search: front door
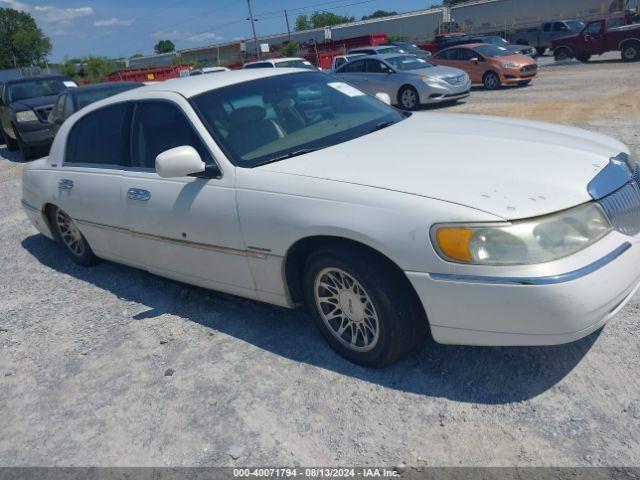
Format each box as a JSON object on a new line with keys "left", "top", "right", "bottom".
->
{"left": 363, "top": 59, "right": 396, "bottom": 98}
{"left": 121, "top": 99, "right": 256, "bottom": 297}
{"left": 584, "top": 21, "right": 607, "bottom": 55}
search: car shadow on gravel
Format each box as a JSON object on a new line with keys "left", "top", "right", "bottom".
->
{"left": 0, "top": 145, "right": 24, "bottom": 163}
{"left": 22, "top": 233, "right": 600, "bottom": 405}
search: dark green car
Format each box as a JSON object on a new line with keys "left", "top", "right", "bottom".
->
{"left": 0, "top": 75, "right": 76, "bottom": 160}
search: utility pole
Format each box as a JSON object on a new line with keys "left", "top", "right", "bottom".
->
{"left": 247, "top": 0, "right": 260, "bottom": 58}
{"left": 284, "top": 9, "right": 292, "bottom": 42}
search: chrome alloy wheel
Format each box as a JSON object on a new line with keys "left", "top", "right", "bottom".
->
{"left": 56, "top": 209, "right": 86, "bottom": 257}
{"left": 400, "top": 88, "right": 418, "bottom": 110}
{"left": 623, "top": 45, "right": 638, "bottom": 61}
{"left": 314, "top": 267, "right": 380, "bottom": 352}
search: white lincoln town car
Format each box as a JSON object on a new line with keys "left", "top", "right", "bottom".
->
{"left": 21, "top": 69, "right": 640, "bottom": 366}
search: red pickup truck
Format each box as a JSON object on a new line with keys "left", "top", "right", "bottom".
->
{"left": 551, "top": 17, "right": 640, "bottom": 62}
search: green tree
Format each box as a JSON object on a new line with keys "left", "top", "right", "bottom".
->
{"left": 0, "top": 7, "right": 52, "bottom": 68}
{"left": 85, "top": 56, "right": 116, "bottom": 82}
{"left": 154, "top": 39, "right": 176, "bottom": 54}
{"left": 61, "top": 57, "right": 77, "bottom": 77}
{"left": 361, "top": 10, "right": 398, "bottom": 20}
{"left": 309, "top": 11, "right": 354, "bottom": 28}
{"left": 280, "top": 40, "right": 299, "bottom": 57}
{"left": 295, "top": 15, "right": 311, "bottom": 31}
{"left": 295, "top": 11, "right": 354, "bottom": 31}
{"left": 131, "top": 53, "right": 144, "bottom": 58}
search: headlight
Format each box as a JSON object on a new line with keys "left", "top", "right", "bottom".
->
{"left": 16, "top": 110, "right": 38, "bottom": 123}
{"left": 501, "top": 62, "right": 518, "bottom": 68}
{"left": 432, "top": 203, "right": 612, "bottom": 265}
{"left": 419, "top": 75, "right": 445, "bottom": 87}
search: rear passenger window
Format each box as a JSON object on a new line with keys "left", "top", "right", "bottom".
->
{"left": 65, "top": 103, "right": 131, "bottom": 166}
{"left": 340, "top": 59, "right": 365, "bottom": 73}
{"left": 131, "top": 102, "right": 211, "bottom": 169}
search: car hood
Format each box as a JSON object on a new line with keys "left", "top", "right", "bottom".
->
{"left": 411, "top": 65, "right": 466, "bottom": 79}
{"left": 10, "top": 95, "right": 58, "bottom": 111}
{"left": 260, "top": 113, "right": 627, "bottom": 220}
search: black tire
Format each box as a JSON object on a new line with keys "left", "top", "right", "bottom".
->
{"left": 14, "top": 126, "right": 37, "bottom": 161}
{"left": 50, "top": 206, "right": 99, "bottom": 266}
{"left": 554, "top": 48, "right": 571, "bottom": 62}
{"left": 303, "top": 246, "right": 423, "bottom": 367}
{"left": 576, "top": 55, "right": 591, "bottom": 63}
{"left": 397, "top": 85, "right": 420, "bottom": 111}
{"left": 621, "top": 42, "right": 640, "bottom": 62}
{"left": 4, "top": 127, "right": 18, "bottom": 151}
{"left": 482, "top": 71, "right": 501, "bottom": 90}
{"left": 536, "top": 47, "right": 546, "bottom": 56}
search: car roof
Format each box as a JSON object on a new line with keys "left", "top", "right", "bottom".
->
{"left": 438, "top": 43, "right": 484, "bottom": 52}
{"left": 70, "top": 81, "right": 142, "bottom": 93}
{"left": 121, "top": 68, "right": 311, "bottom": 99}
{"left": 5, "top": 75, "right": 71, "bottom": 85}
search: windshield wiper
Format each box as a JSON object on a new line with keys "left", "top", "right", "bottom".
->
{"left": 369, "top": 120, "right": 396, "bottom": 133}
{"left": 259, "top": 148, "right": 320, "bottom": 166}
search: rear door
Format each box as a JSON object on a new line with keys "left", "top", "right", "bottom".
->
{"left": 121, "top": 96, "right": 255, "bottom": 296}
{"left": 55, "top": 102, "right": 133, "bottom": 262}
{"left": 334, "top": 59, "right": 369, "bottom": 91}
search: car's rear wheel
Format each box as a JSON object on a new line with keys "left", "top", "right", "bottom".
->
{"left": 303, "top": 247, "right": 422, "bottom": 367}
{"left": 554, "top": 48, "right": 571, "bottom": 62}
{"left": 621, "top": 42, "right": 640, "bottom": 62}
{"left": 51, "top": 206, "right": 99, "bottom": 266}
{"left": 398, "top": 85, "right": 420, "bottom": 111}
{"left": 536, "top": 47, "right": 546, "bottom": 56}
{"left": 483, "top": 71, "right": 501, "bottom": 90}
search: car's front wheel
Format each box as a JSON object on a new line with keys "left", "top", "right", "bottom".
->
{"left": 397, "top": 85, "right": 420, "bottom": 111}
{"left": 51, "top": 206, "right": 99, "bottom": 266}
{"left": 483, "top": 71, "right": 501, "bottom": 90}
{"left": 4, "top": 127, "right": 19, "bottom": 152}
{"left": 303, "top": 247, "right": 422, "bottom": 367}
{"left": 14, "top": 126, "right": 37, "bottom": 161}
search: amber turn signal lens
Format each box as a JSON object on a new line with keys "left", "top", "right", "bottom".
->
{"left": 436, "top": 227, "right": 475, "bottom": 263}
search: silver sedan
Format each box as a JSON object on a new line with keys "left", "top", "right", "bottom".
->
{"left": 333, "top": 54, "right": 471, "bottom": 110}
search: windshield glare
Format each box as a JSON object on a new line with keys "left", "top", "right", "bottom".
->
{"left": 386, "top": 55, "right": 433, "bottom": 70}
{"left": 191, "top": 72, "right": 405, "bottom": 168}
{"left": 275, "top": 59, "right": 315, "bottom": 69}
{"left": 8, "top": 78, "right": 70, "bottom": 103}
{"left": 567, "top": 20, "right": 585, "bottom": 30}
{"left": 483, "top": 36, "right": 508, "bottom": 45}
{"left": 475, "top": 44, "right": 513, "bottom": 57}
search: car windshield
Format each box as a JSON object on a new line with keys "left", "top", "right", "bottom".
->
{"left": 377, "top": 46, "right": 406, "bottom": 54}
{"left": 566, "top": 20, "right": 585, "bottom": 30}
{"left": 191, "top": 71, "right": 406, "bottom": 168}
{"left": 385, "top": 55, "right": 433, "bottom": 71}
{"left": 75, "top": 84, "right": 141, "bottom": 109}
{"left": 275, "top": 59, "right": 316, "bottom": 69}
{"left": 483, "top": 36, "right": 509, "bottom": 46}
{"left": 474, "top": 44, "right": 513, "bottom": 57}
{"left": 7, "top": 78, "right": 72, "bottom": 103}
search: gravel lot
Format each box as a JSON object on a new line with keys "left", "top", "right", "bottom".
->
{"left": 1, "top": 52, "right": 639, "bottom": 468}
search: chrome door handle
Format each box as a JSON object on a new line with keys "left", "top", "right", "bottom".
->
{"left": 58, "top": 179, "right": 74, "bottom": 190}
{"left": 127, "top": 188, "right": 151, "bottom": 201}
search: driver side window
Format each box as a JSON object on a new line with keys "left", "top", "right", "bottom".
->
{"left": 458, "top": 49, "right": 477, "bottom": 61}
{"left": 340, "top": 59, "right": 365, "bottom": 73}
{"left": 365, "top": 59, "right": 392, "bottom": 73}
{"left": 131, "top": 101, "right": 212, "bottom": 170}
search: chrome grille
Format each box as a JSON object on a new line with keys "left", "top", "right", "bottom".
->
{"left": 35, "top": 106, "right": 53, "bottom": 122}
{"left": 598, "top": 181, "right": 640, "bottom": 236}
{"left": 445, "top": 74, "right": 466, "bottom": 85}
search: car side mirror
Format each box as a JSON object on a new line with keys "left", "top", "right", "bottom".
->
{"left": 375, "top": 92, "right": 392, "bottom": 105}
{"left": 469, "top": 57, "right": 479, "bottom": 63}
{"left": 156, "top": 145, "right": 206, "bottom": 178}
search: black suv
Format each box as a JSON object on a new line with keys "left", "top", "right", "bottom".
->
{"left": 0, "top": 75, "right": 76, "bottom": 160}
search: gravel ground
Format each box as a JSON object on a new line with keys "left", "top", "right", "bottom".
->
{"left": 1, "top": 52, "right": 639, "bottom": 468}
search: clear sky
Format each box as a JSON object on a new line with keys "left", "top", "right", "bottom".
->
{"left": 0, "top": 0, "right": 441, "bottom": 62}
